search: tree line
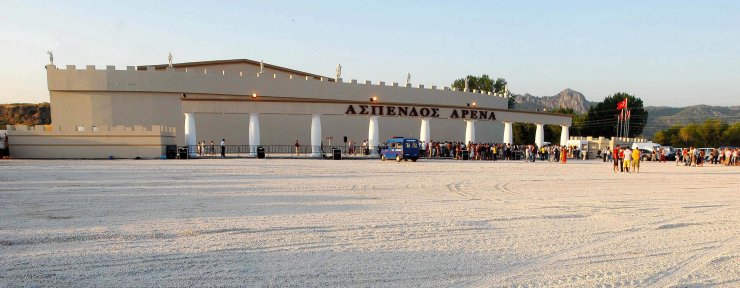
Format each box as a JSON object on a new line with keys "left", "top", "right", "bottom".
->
{"left": 451, "top": 75, "right": 515, "bottom": 109}
{"left": 652, "top": 119, "right": 740, "bottom": 147}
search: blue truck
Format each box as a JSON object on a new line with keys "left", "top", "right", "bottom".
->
{"left": 380, "top": 137, "right": 420, "bottom": 162}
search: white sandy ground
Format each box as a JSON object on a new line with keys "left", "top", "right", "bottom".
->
{"left": 0, "top": 158, "right": 738, "bottom": 287}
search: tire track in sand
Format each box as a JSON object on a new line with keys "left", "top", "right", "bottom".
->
{"left": 646, "top": 234, "right": 739, "bottom": 287}
{"left": 445, "top": 180, "right": 474, "bottom": 199}
{"left": 470, "top": 205, "right": 734, "bottom": 287}
{"left": 446, "top": 180, "right": 511, "bottom": 201}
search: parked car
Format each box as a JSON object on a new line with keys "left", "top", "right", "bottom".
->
{"left": 664, "top": 150, "right": 677, "bottom": 161}
{"left": 639, "top": 149, "right": 654, "bottom": 161}
{"left": 659, "top": 146, "right": 677, "bottom": 161}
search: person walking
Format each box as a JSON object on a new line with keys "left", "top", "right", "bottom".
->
{"left": 676, "top": 149, "right": 683, "bottom": 166}
{"left": 220, "top": 139, "right": 226, "bottom": 158}
{"left": 294, "top": 140, "right": 301, "bottom": 156}
{"left": 613, "top": 145, "right": 620, "bottom": 173}
{"left": 560, "top": 146, "right": 567, "bottom": 164}
{"left": 602, "top": 147, "right": 607, "bottom": 162}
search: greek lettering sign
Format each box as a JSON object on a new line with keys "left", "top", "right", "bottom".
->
{"left": 344, "top": 104, "right": 495, "bottom": 120}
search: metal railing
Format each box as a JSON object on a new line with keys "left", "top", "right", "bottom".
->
{"left": 177, "top": 145, "right": 380, "bottom": 158}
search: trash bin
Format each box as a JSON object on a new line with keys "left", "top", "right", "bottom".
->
{"left": 332, "top": 148, "right": 341, "bottom": 160}
{"left": 179, "top": 147, "right": 189, "bottom": 159}
{"left": 166, "top": 145, "right": 177, "bottom": 159}
{"left": 462, "top": 150, "right": 470, "bottom": 160}
{"left": 256, "top": 146, "right": 266, "bottom": 159}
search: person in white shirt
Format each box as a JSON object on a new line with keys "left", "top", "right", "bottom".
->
{"left": 623, "top": 147, "right": 632, "bottom": 173}
{"left": 220, "top": 139, "right": 226, "bottom": 158}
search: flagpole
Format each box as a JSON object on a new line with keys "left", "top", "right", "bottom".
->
{"left": 627, "top": 109, "right": 632, "bottom": 137}
{"left": 617, "top": 110, "right": 621, "bottom": 138}
{"left": 624, "top": 109, "right": 628, "bottom": 138}
{"left": 626, "top": 109, "right": 630, "bottom": 138}
{"left": 619, "top": 110, "right": 624, "bottom": 138}
{"left": 622, "top": 109, "right": 626, "bottom": 138}
{"left": 619, "top": 109, "right": 623, "bottom": 138}
{"left": 625, "top": 100, "right": 629, "bottom": 138}
{"left": 615, "top": 109, "right": 619, "bottom": 137}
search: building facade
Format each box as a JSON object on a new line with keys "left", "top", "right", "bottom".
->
{"left": 8, "top": 59, "right": 572, "bottom": 158}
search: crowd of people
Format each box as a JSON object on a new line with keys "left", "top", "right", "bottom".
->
{"left": 193, "top": 138, "right": 739, "bottom": 167}
{"left": 598, "top": 145, "right": 739, "bottom": 171}
{"left": 676, "top": 147, "right": 739, "bottom": 167}
{"left": 418, "top": 141, "right": 580, "bottom": 164}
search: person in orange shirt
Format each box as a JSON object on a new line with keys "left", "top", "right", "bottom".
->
{"left": 560, "top": 146, "right": 567, "bottom": 164}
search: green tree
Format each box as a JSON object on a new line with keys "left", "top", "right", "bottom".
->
{"left": 492, "top": 78, "right": 507, "bottom": 94}
{"left": 678, "top": 124, "right": 699, "bottom": 147}
{"left": 512, "top": 123, "right": 562, "bottom": 145}
{"left": 722, "top": 122, "right": 740, "bottom": 146}
{"left": 451, "top": 75, "right": 511, "bottom": 108}
{"left": 579, "top": 92, "right": 648, "bottom": 138}
{"left": 513, "top": 123, "right": 535, "bottom": 145}
{"left": 697, "top": 119, "right": 729, "bottom": 147}
{"left": 452, "top": 74, "right": 495, "bottom": 92}
{"left": 452, "top": 75, "right": 508, "bottom": 93}
{"left": 543, "top": 108, "right": 579, "bottom": 142}
{"left": 652, "top": 125, "right": 681, "bottom": 146}
{"left": 654, "top": 120, "right": 739, "bottom": 147}
{"left": 653, "top": 131, "right": 668, "bottom": 145}
{"left": 507, "top": 94, "right": 516, "bottom": 109}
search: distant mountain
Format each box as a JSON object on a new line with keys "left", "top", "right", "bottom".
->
{"left": 512, "top": 90, "right": 740, "bottom": 139}
{"left": 0, "top": 103, "right": 51, "bottom": 129}
{"left": 642, "top": 105, "right": 740, "bottom": 138}
{"left": 514, "top": 88, "right": 592, "bottom": 113}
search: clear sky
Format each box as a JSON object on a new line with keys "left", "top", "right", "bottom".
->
{"left": 1, "top": 0, "right": 738, "bottom": 106}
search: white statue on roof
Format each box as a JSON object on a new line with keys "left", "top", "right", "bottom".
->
{"left": 259, "top": 60, "right": 264, "bottom": 74}
{"left": 336, "top": 63, "right": 342, "bottom": 79}
{"left": 406, "top": 72, "right": 411, "bottom": 85}
{"left": 47, "top": 51, "right": 53, "bottom": 65}
{"left": 168, "top": 52, "right": 173, "bottom": 67}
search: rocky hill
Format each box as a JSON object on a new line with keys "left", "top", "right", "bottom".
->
{"left": 514, "top": 88, "right": 592, "bottom": 113}
{"left": 0, "top": 103, "right": 51, "bottom": 129}
{"left": 642, "top": 105, "right": 740, "bottom": 137}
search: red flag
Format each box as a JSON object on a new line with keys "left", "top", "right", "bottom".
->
{"left": 616, "top": 99, "right": 628, "bottom": 110}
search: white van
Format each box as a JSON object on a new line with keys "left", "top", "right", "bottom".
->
{"left": 632, "top": 142, "right": 661, "bottom": 151}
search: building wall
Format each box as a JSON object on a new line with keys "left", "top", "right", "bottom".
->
{"left": 236, "top": 114, "right": 502, "bottom": 146}
{"left": 7, "top": 125, "right": 176, "bottom": 159}
{"left": 51, "top": 91, "right": 186, "bottom": 143}
{"left": 44, "top": 63, "right": 569, "bottom": 152}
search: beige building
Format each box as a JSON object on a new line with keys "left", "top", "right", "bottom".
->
{"left": 8, "top": 59, "right": 572, "bottom": 158}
